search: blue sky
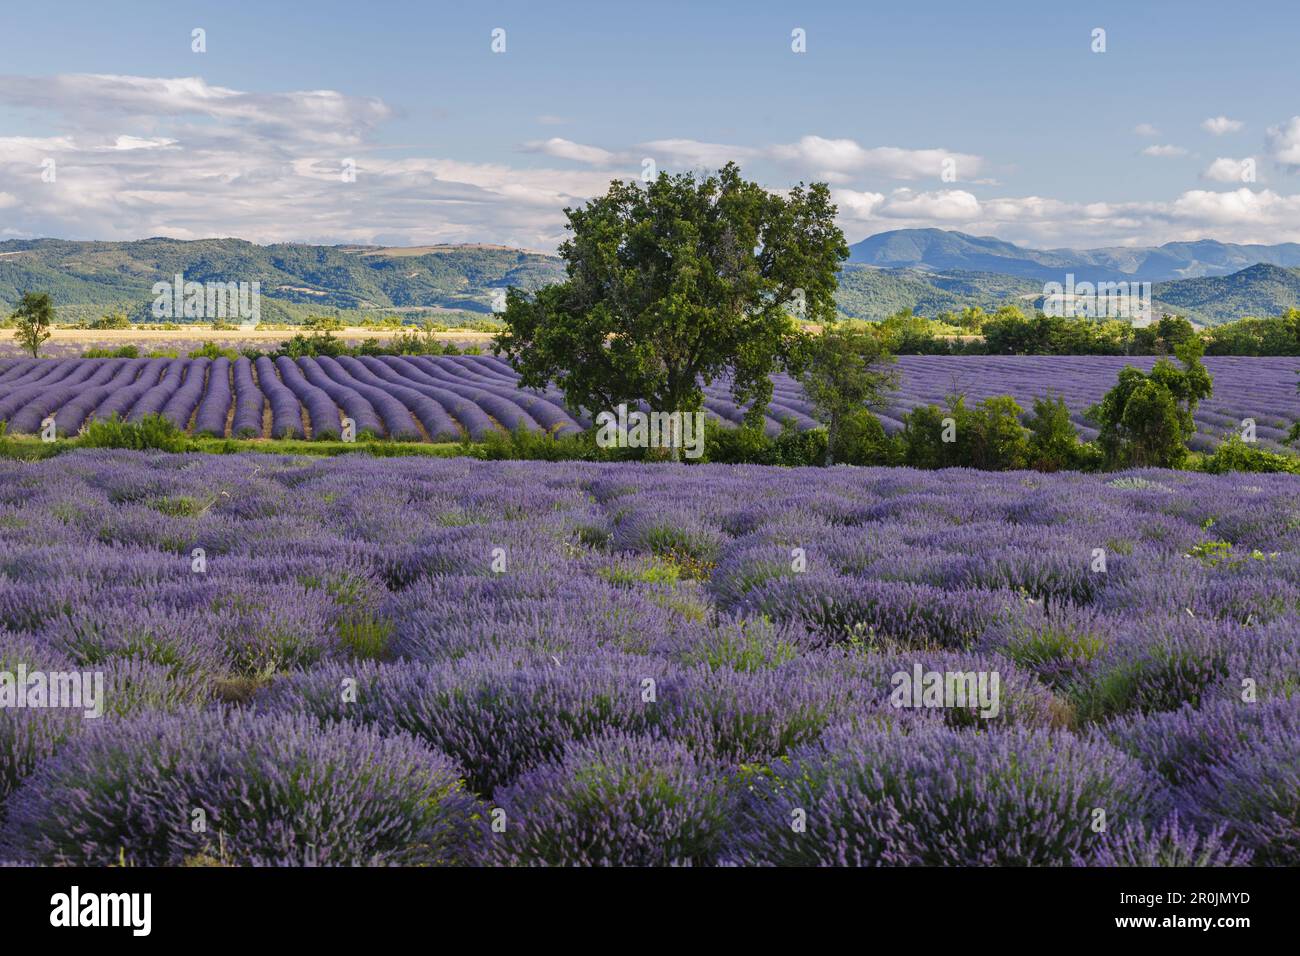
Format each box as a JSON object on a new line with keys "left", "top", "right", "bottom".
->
{"left": 1, "top": 0, "right": 1298, "bottom": 249}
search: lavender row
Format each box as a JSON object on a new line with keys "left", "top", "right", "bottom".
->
{"left": 0, "top": 355, "right": 1294, "bottom": 447}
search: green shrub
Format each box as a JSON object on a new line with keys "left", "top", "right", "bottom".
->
{"left": 188, "top": 341, "right": 239, "bottom": 360}
{"left": 1198, "top": 434, "right": 1300, "bottom": 474}
{"left": 79, "top": 414, "right": 192, "bottom": 452}
{"left": 276, "top": 331, "right": 348, "bottom": 358}
{"left": 84, "top": 345, "right": 139, "bottom": 359}
{"left": 1026, "top": 394, "right": 1083, "bottom": 471}
{"left": 831, "top": 408, "right": 897, "bottom": 465}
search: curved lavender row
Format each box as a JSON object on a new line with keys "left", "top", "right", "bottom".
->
{"left": 0, "top": 360, "right": 90, "bottom": 421}
{"left": 314, "top": 356, "right": 421, "bottom": 440}
{"left": 333, "top": 356, "right": 461, "bottom": 441}
{"left": 71, "top": 359, "right": 167, "bottom": 423}
{"left": 452, "top": 353, "right": 585, "bottom": 424}
{"left": 192, "top": 357, "right": 232, "bottom": 437}
{"left": 407, "top": 356, "right": 544, "bottom": 433}
{"left": 0, "top": 355, "right": 1294, "bottom": 449}
{"left": 159, "top": 359, "right": 210, "bottom": 431}
{"left": 368, "top": 356, "right": 498, "bottom": 439}
{"left": 253, "top": 357, "right": 305, "bottom": 439}
{"left": 0, "top": 359, "right": 70, "bottom": 393}
{"left": 231, "top": 357, "right": 265, "bottom": 438}
{"left": 52, "top": 361, "right": 144, "bottom": 435}
{"left": 5, "top": 360, "right": 118, "bottom": 433}
{"left": 124, "top": 359, "right": 187, "bottom": 423}
{"left": 294, "top": 357, "right": 381, "bottom": 437}
{"left": 0, "top": 359, "right": 41, "bottom": 384}
{"left": 441, "top": 356, "right": 585, "bottom": 433}
{"left": 4, "top": 359, "right": 121, "bottom": 433}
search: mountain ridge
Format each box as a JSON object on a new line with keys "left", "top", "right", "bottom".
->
{"left": 2, "top": 234, "right": 1297, "bottom": 327}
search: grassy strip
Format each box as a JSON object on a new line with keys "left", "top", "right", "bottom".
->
{"left": 0, "top": 432, "right": 468, "bottom": 460}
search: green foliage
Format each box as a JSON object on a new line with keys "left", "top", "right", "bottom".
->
{"left": 966, "top": 394, "right": 1030, "bottom": 470}
{"left": 188, "top": 341, "right": 239, "bottom": 360}
{"left": 303, "top": 315, "right": 345, "bottom": 332}
{"left": 367, "top": 321, "right": 462, "bottom": 356}
{"left": 702, "top": 418, "right": 829, "bottom": 466}
{"left": 830, "top": 408, "right": 897, "bottom": 466}
{"left": 88, "top": 310, "right": 131, "bottom": 330}
{"left": 1198, "top": 434, "right": 1300, "bottom": 474}
{"left": 1025, "top": 394, "right": 1100, "bottom": 471}
{"left": 1201, "top": 309, "right": 1300, "bottom": 356}
{"left": 83, "top": 345, "right": 139, "bottom": 358}
{"left": 1088, "top": 340, "right": 1215, "bottom": 469}
{"left": 276, "top": 330, "right": 348, "bottom": 358}
{"left": 899, "top": 402, "right": 960, "bottom": 469}
{"left": 79, "top": 413, "right": 192, "bottom": 452}
{"left": 899, "top": 393, "right": 1032, "bottom": 470}
{"left": 475, "top": 425, "right": 608, "bottom": 462}
{"left": 11, "top": 291, "right": 54, "bottom": 357}
{"left": 794, "top": 323, "right": 897, "bottom": 464}
{"left": 495, "top": 163, "right": 847, "bottom": 451}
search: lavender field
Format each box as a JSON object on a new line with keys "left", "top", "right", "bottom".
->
{"left": 2, "top": 354, "right": 1296, "bottom": 452}
{"left": 0, "top": 451, "right": 1296, "bottom": 866}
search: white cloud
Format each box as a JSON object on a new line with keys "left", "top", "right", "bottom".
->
{"left": 1202, "top": 116, "right": 1244, "bottom": 135}
{"left": 4, "top": 73, "right": 1300, "bottom": 251}
{"left": 637, "top": 138, "right": 761, "bottom": 170}
{"left": 1266, "top": 116, "right": 1300, "bottom": 167}
{"left": 0, "top": 74, "right": 390, "bottom": 147}
{"left": 833, "top": 182, "right": 1300, "bottom": 248}
{"left": 1141, "top": 144, "right": 1188, "bottom": 157}
{"left": 767, "top": 136, "right": 981, "bottom": 181}
{"left": 1134, "top": 123, "right": 1160, "bottom": 137}
{"left": 876, "top": 188, "right": 981, "bottom": 220}
{"left": 1202, "top": 157, "right": 1255, "bottom": 183}
{"left": 523, "top": 137, "right": 618, "bottom": 166}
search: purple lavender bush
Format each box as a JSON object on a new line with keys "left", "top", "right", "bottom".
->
{"left": 475, "top": 733, "right": 738, "bottom": 866}
{"left": 728, "top": 724, "right": 1167, "bottom": 866}
{"left": 0, "top": 709, "right": 480, "bottom": 866}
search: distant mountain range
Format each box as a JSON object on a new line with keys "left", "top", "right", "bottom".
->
{"left": 1, "top": 231, "right": 1297, "bottom": 328}
{"left": 0, "top": 238, "right": 565, "bottom": 326}
{"left": 848, "top": 228, "right": 1300, "bottom": 283}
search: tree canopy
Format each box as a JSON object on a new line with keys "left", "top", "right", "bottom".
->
{"left": 494, "top": 163, "right": 847, "bottom": 448}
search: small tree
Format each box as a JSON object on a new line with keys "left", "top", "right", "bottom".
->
{"left": 1089, "top": 339, "right": 1213, "bottom": 469}
{"left": 12, "top": 292, "right": 54, "bottom": 357}
{"left": 966, "top": 395, "right": 1029, "bottom": 470}
{"left": 795, "top": 324, "right": 897, "bottom": 465}
{"left": 1026, "top": 394, "right": 1085, "bottom": 471}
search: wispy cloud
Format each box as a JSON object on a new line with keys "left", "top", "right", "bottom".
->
{"left": 1141, "top": 144, "right": 1188, "bottom": 157}
{"left": 1202, "top": 116, "right": 1244, "bottom": 135}
{"left": 5, "top": 73, "right": 1300, "bottom": 250}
